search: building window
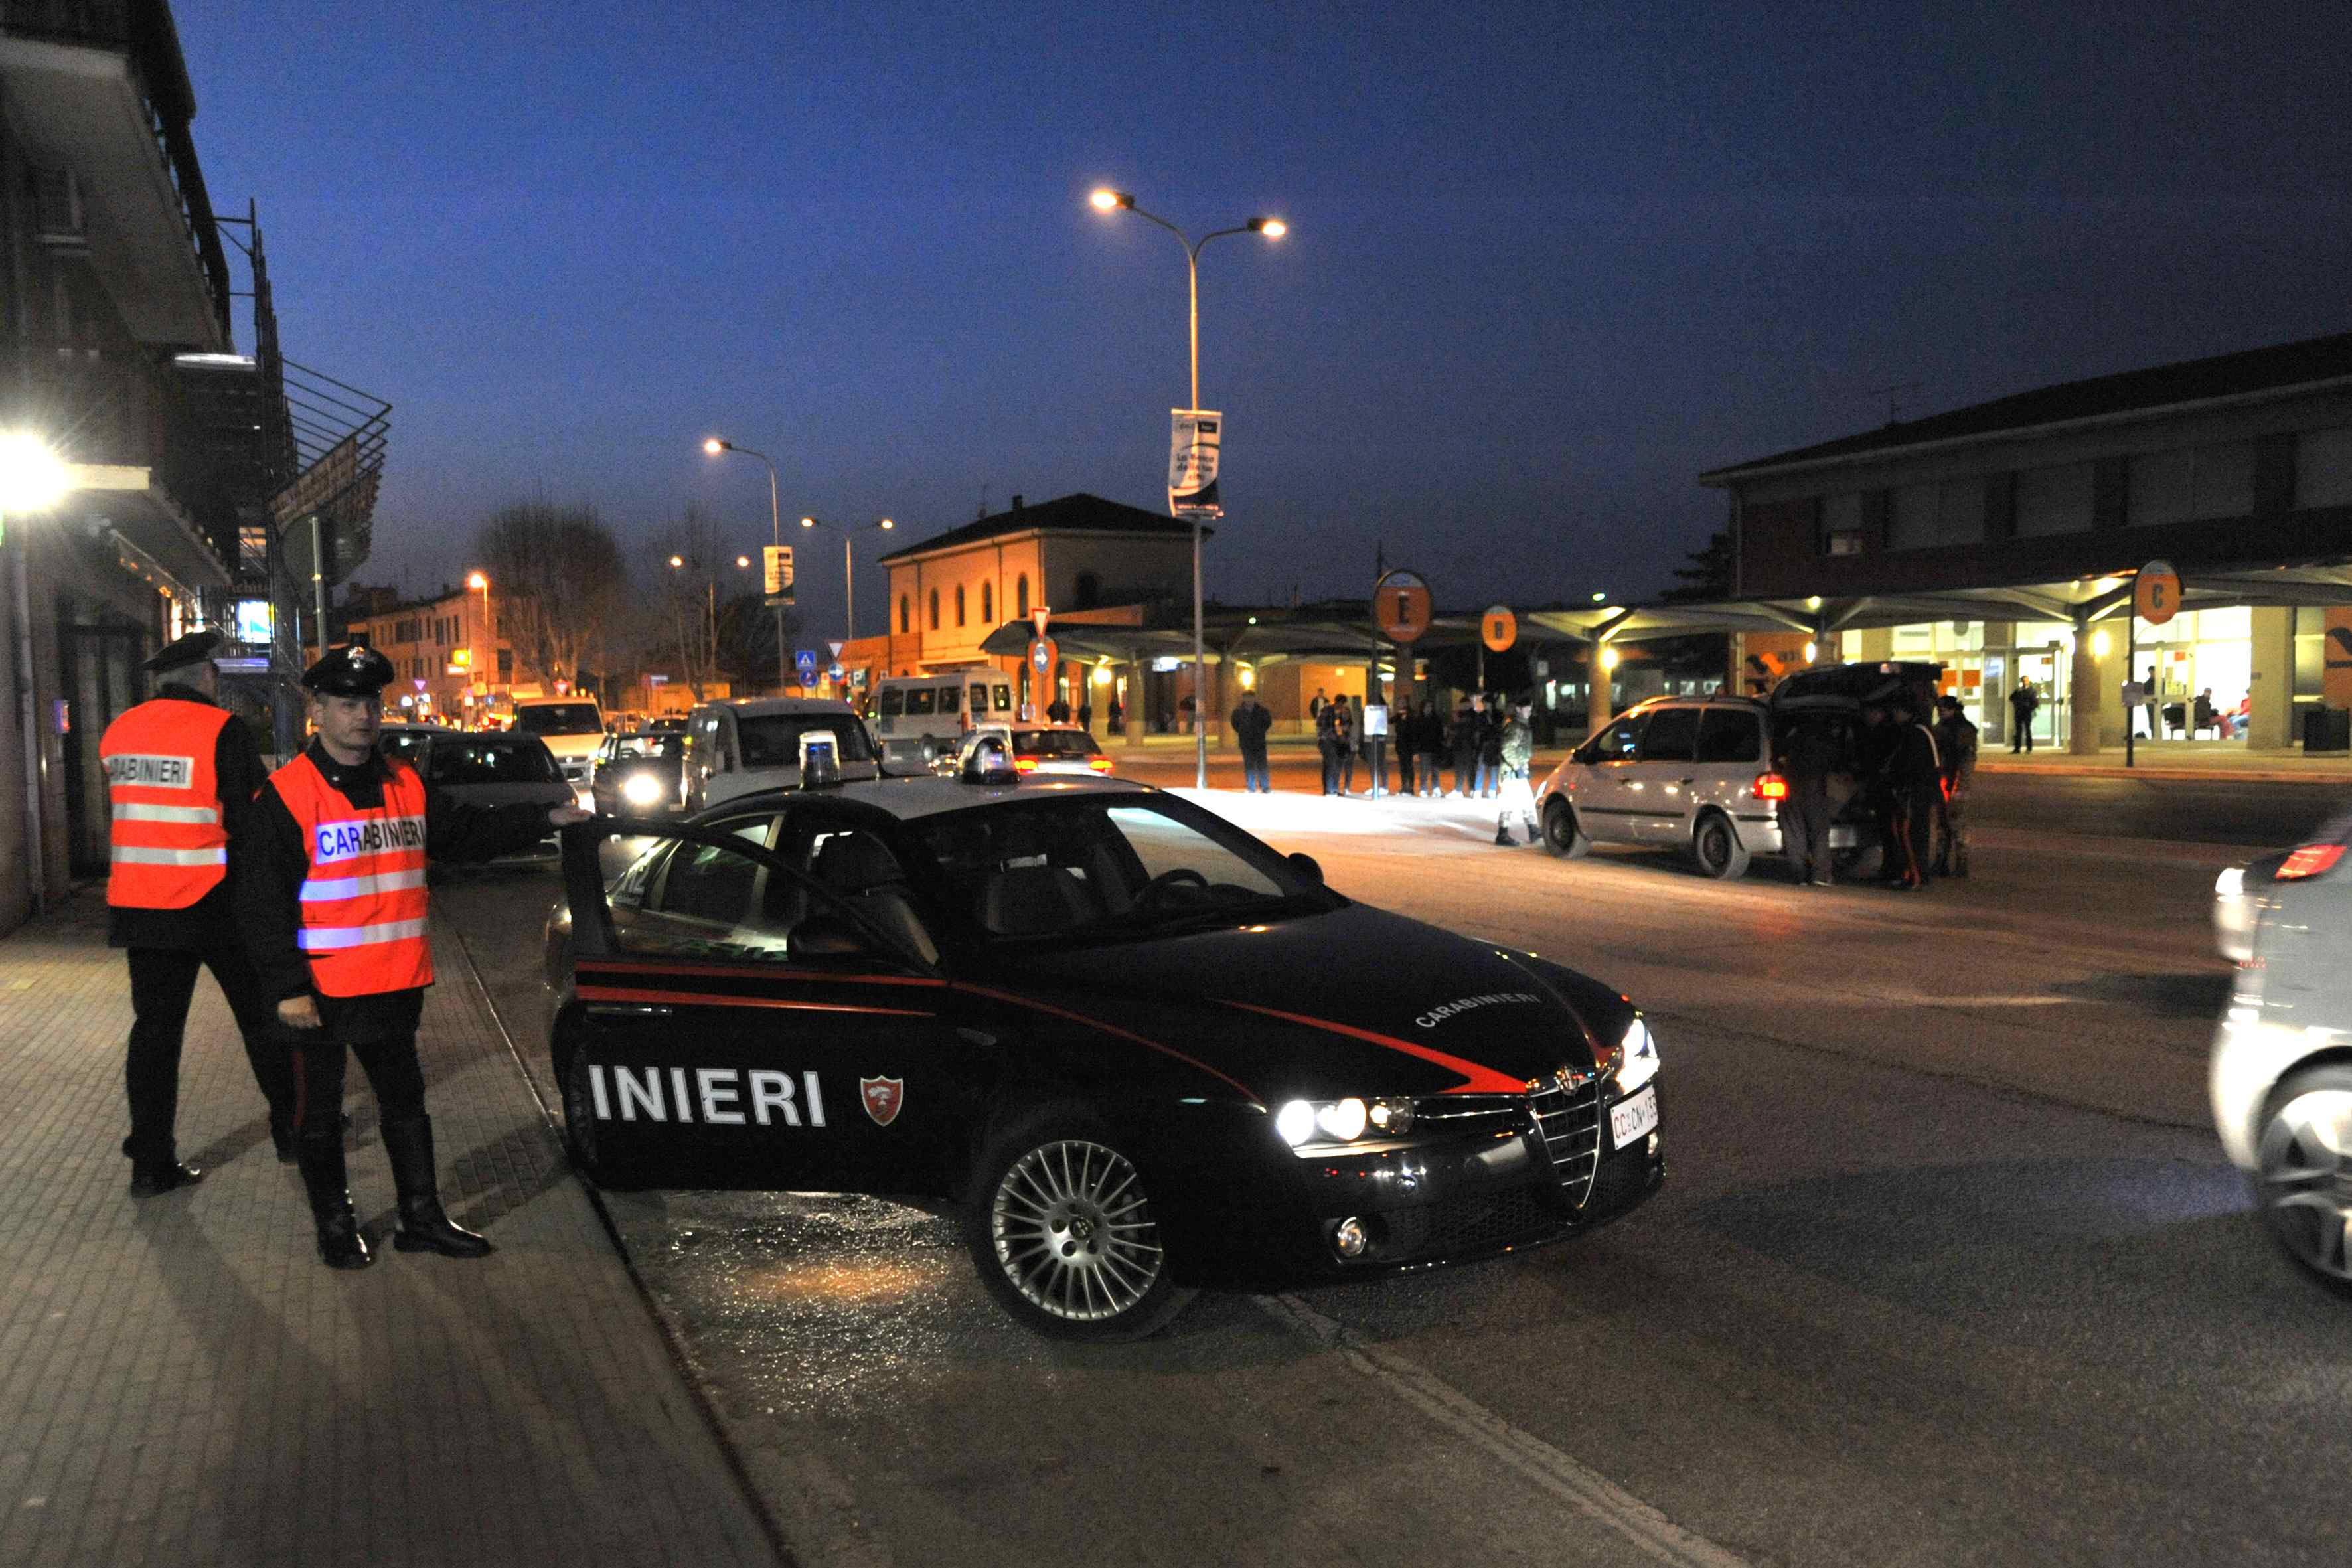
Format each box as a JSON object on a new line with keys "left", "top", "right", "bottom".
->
{"left": 1016, "top": 574, "right": 1030, "bottom": 617}
{"left": 1820, "top": 493, "right": 1863, "bottom": 556}
{"left": 900, "top": 594, "right": 911, "bottom": 634}
{"left": 955, "top": 585, "right": 966, "bottom": 626}
{"left": 498, "top": 648, "right": 512, "bottom": 677}
{"left": 2129, "top": 442, "right": 2256, "bottom": 526}
{"left": 2298, "top": 427, "right": 2352, "bottom": 510}
{"left": 981, "top": 582, "right": 993, "bottom": 623}
{"left": 2014, "top": 463, "right": 2093, "bottom": 538}
{"left": 928, "top": 589, "right": 939, "bottom": 631}
{"left": 1888, "top": 482, "right": 1986, "bottom": 549}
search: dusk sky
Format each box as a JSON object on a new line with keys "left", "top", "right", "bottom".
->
{"left": 175, "top": 3, "right": 2349, "bottom": 635}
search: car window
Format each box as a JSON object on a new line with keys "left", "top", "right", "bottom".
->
{"left": 516, "top": 703, "right": 601, "bottom": 735}
{"left": 1637, "top": 706, "right": 1701, "bottom": 763}
{"left": 1012, "top": 729, "right": 1099, "bottom": 755}
{"left": 1695, "top": 708, "right": 1763, "bottom": 765}
{"left": 940, "top": 686, "right": 960, "bottom": 712}
{"left": 905, "top": 689, "right": 936, "bottom": 716}
{"left": 610, "top": 733, "right": 681, "bottom": 761}
{"left": 380, "top": 731, "right": 432, "bottom": 769}
{"left": 907, "top": 797, "right": 1316, "bottom": 943}
{"left": 969, "top": 686, "right": 988, "bottom": 714}
{"left": 621, "top": 838, "right": 797, "bottom": 961}
{"left": 1582, "top": 713, "right": 1646, "bottom": 761}
{"left": 736, "top": 713, "right": 878, "bottom": 767}
{"left": 880, "top": 688, "right": 905, "bottom": 717}
{"left": 429, "top": 737, "right": 562, "bottom": 784}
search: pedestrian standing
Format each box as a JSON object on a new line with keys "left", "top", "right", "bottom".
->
{"left": 238, "top": 645, "right": 589, "bottom": 1269}
{"left": 1335, "top": 696, "right": 1358, "bottom": 794}
{"left": 102, "top": 629, "right": 297, "bottom": 1194}
{"left": 2007, "top": 678, "right": 2039, "bottom": 753}
{"left": 1308, "top": 688, "right": 1326, "bottom": 721}
{"left": 1477, "top": 697, "right": 1505, "bottom": 797}
{"left": 1931, "top": 694, "right": 1978, "bottom": 876}
{"left": 1315, "top": 694, "right": 1343, "bottom": 794}
{"left": 1493, "top": 704, "right": 1539, "bottom": 845}
{"left": 1229, "top": 690, "right": 1274, "bottom": 793}
{"left": 1415, "top": 699, "right": 1445, "bottom": 797}
{"left": 1078, "top": 694, "right": 1093, "bottom": 734}
{"left": 1450, "top": 696, "right": 1482, "bottom": 797}
{"left": 1879, "top": 697, "right": 1943, "bottom": 890}
{"left": 1046, "top": 692, "right": 1072, "bottom": 723}
{"left": 1775, "top": 714, "right": 1840, "bottom": 887}
{"left": 1394, "top": 702, "right": 1417, "bottom": 796}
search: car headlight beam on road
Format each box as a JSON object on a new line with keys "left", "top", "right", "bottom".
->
{"left": 1613, "top": 1016, "right": 1660, "bottom": 1096}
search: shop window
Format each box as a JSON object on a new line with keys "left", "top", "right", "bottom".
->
{"left": 2297, "top": 427, "right": 2352, "bottom": 510}
{"left": 2015, "top": 463, "right": 2093, "bottom": 538}
{"left": 1820, "top": 493, "right": 1863, "bottom": 556}
{"left": 2129, "top": 443, "right": 2256, "bottom": 526}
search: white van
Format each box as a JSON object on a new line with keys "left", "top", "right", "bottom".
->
{"left": 681, "top": 697, "right": 882, "bottom": 813}
{"left": 870, "top": 672, "right": 1015, "bottom": 771}
{"left": 512, "top": 696, "right": 605, "bottom": 805}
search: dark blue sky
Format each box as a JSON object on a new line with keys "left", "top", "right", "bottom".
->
{"left": 176, "top": 3, "right": 2349, "bottom": 631}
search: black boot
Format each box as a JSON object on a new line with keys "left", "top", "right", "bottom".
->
{"left": 382, "top": 1116, "right": 493, "bottom": 1258}
{"left": 129, "top": 1156, "right": 204, "bottom": 1196}
{"left": 293, "top": 1135, "right": 372, "bottom": 1269}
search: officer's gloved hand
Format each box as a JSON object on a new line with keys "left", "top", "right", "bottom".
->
{"left": 277, "top": 994, "right": 323, "bottom": 1032}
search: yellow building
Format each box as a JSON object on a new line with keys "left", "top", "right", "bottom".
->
{"left": 346, "top": 582, "right": 511, "bottom": 726}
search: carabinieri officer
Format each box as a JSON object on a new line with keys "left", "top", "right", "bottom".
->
{"left": 236, "top": 644, "right": 588, "bottom": 1269}
{"left": 102, "top": 627, "right": 296, "bottom": 1194}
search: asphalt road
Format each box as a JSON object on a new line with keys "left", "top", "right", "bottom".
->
{"left": 435, "top": 773, "right": 2352, "bottom": 1568}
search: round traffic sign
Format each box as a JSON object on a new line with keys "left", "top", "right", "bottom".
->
{"left": 1481, "top": 604, "right": 1517, "bottom": 653}
{"left": 1373, "top": 570, "right": 1433, "bottom": 644}
{"left": 2134, "top": 560, "right": 2181, "bottom": 627}
{"left": 1029, "top": 637, "right": 1058, "bottom": 675}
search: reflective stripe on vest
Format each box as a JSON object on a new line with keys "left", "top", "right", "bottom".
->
{"left": 270, "top": 752, "right": 434, "bottom": 997}
{"left": 100, "top": 700, "right": 232, "bottom": 909}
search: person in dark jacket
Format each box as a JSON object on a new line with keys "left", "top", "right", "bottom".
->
{"left": 238, "top": 645, "right": 588, "bottom": 1270}
{"left": 1775, "top": 714, "right": 1842, "bottom": 887}
{"left": 1334, "top": 697, "right": 1359, "bottom": 794}
{"left": 1229, "top": 692, "right": 1274, "bottom": 792}
{"left": 1878, "top": 697, "right": 1943, "bottom": 890}
{"left": 1493, "top": 704, "right": 1539, "bottom": 844}
{"left": 1414, "top": 699, "right": 1445, "bottom": 797}
{"left": 1450, "top": 696, "right": 1482, "bottom": 796}
{"left": 1476, "top": 697, "right": 1506, "bottom": 797}
{"left": 100, "top": 629, "right": 295, "bottom": 1193}
{"left": 1315, "top": 694, "right": 1344, "bottom": 794}
{"left": 2007, "top": 679, "right": 2039, "bottom": 753}
{"left": 1931, "top": 694, "right": 1979, "bottom": 876}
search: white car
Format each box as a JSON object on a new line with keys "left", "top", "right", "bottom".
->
{"left": 680, "top": 697, "right": 884, "bottom": 813}
{"left": 949, "top": 722, "right": 1113, "bottom": 778}
{"left": 513, "top": 697, "right": 607, "bottom": 807}
{"left": 2209, "top": 815, "right": 2352, "bottom": 1291}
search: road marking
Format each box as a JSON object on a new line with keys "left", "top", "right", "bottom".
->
{"left": 1253, "top": 1293, "right": 1754, "bottom": 1568}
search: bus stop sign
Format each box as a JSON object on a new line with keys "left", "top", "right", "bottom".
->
{"left": 2134, "top": 560, "right": 2181, "bottom": 627}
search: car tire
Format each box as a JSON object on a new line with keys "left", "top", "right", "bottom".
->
{"left": 1541, "top": 799, "right": 1591, "bottom": 859}
{"left": 963, "top": 1103, "right": 1193, "bottom": 1341}
{"left": 1691, "top": 811, "right": 1751, "bottom": 880}
{"left": 2253, "top": 1065, "right": 2352, "bottom": 1294}
{"left": 557, "top": 1044, "right": 637, "bottom": 1190}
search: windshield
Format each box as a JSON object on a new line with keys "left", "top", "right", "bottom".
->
{"left": 378, "top": 730, "right": 433, "bottom": 767}
{"left": 905, "top": 796, "right": 1325, "bottom": 945}
{"left": 737, "top": 713, "right": 877, "bottom": 767}
{"left": 1011, "top": 729, "right": 1099, "bottom": 756}
{"left": 515, "top": 703, "right": 602, "bottom": 736}
{"left": 609, "top": 734, "right": 683, "bottom": 761}
{"left": 427, "top": 736, "right": 562, "bottom": 785}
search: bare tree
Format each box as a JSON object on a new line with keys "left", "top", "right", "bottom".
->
{"left": 473, "top": 503, "right": 626, "bottom": 696}
{"left": 645, "top": 504, "right": 730, "bottom": 700}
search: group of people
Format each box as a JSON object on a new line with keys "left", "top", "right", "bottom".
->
{"left": 1233, "top": 689, "right": 1542, "bottom": 844}
{"left": 1776, "top": 690, "right": 1978, "bottom": 892}
{"left": 103, "top": 631, "right": 588, "bottom": 1271}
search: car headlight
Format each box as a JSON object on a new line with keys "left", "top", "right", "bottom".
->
{"left": 1612, "top": 1016, "right": 1660, "bottom": 1096}
{"left": 621, "top": 771, "right": 665, "bottom": 807}
{"left": 2215, "top": 866, "right": 2244, "bottom": 901}
{"left": 1275, "top": 1096, "right": 1415, "bottom": 1151}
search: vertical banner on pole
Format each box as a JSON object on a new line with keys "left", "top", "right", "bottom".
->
{"left": 1168, "top": 410, "right": 1223, "bottom": 518}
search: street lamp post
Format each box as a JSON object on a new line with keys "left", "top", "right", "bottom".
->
{"left": 0, "top": 430, "right": 71, "bottom": 916}
{"left": 1089, "top": 189, "right": 1285, "bottom": 788}
{"left": 797, "top": 514, "right": 896, "bottom": 649}
{"left": 465, "top": 571, "right": 490, "bottom": 720}
{"left": 702, "top": 437, "right": 787, "bottom": 693}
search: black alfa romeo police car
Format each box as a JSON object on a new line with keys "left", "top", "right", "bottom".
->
{"left": 545, "top": 760, "right": 1664, "bottom": 1340}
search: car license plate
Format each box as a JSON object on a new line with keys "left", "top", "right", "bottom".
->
{"left": 1609, "top": 1085, "right": 1658, "bottom": 1148}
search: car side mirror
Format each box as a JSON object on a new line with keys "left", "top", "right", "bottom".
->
{"left": 789, "top": 915, "right": 871, "bottom": 959}
{"left": 1287, "top": 852, "right": 1324, "bottom": 888}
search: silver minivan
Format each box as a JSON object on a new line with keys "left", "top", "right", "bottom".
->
{"left": 1535, "top": 697, "right": 1794, "bottom": 878}
{"left": 681, "top": 698, "right": 882, "bottom": 813}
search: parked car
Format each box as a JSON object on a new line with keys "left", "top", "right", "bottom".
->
{"left": 870, "top": 672, "right": 1016, "bottom": 771}
{"left": 947, "top": 722, "right": 1113, "bottom": 777}
{"left": 2209, "top": 813, "right": 2352, "bottom": 1293}
{"left": 381, "top": 730, "right": 576, "bottom": 858}
{"left": 513, "top": 696, "right": 607, "bottom": 805}
{"left": 1533, "top": 662, "right": 1941, "bottom": 880}
{"left": 680, "top": 698, "right": 882, "bottom": 813}
{"left": 591, "top": 729, "right": 686, "bottom": 817}
{"left": 544, "top": 768, "right": 1663, "bottom": 1340}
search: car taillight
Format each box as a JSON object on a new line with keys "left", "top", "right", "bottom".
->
{"left": 1013, "top": 757, "right": 1038, "bottom": 773}
{"left": 1751, "top": 773, "right": 1788, "bottom": 801}
{"left": 2275, "top": 842, "right": 2345, "bottom": 880}
{"left": 1087, "top": 757, "right": 1113, "bottom": 773}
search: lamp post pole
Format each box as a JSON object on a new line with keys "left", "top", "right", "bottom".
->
{"left": 797, "top": 515, "right": 895, "bottom": 656}
{"left": 703, "top": 439, "right": 787, "bottom": 693}
{"left": 1089, "top": 191, "right": 1285, "bottom": 787}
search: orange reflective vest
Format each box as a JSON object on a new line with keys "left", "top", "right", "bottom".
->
{"left": 101, "top": 700, "right": 232, "bottom": 909}
{"left": 271, "top": 752, "right": 433, "bottom": 997}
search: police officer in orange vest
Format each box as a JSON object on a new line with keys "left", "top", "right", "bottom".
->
{"left": 102, "top": 628, "right": 297, "bottom": 1194}
{"left": 236, "top": 645, "right": 588, "bottom": 1269}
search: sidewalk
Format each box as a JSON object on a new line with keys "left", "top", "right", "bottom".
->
{"left": 1975, "top": 738, "right": 2352, "bottom": 784}
{"left": 0, "top": 888, "right": 781, "bottom": 1568}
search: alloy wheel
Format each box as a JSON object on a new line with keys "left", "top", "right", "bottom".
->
{"left": 990, "top": 1138, "right": 1166, "bottom": 1322}
{"left": 2257, "top": 1085, "right": 2352, "bottom": 1282}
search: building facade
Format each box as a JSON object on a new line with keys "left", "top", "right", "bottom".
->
{"left": 344, "top": 581, "right": 512, "bottom": 726}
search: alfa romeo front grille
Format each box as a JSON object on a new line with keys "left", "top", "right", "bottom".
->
{"left": 1526, "top": 1073, "right": 1603, "bottom": 1207}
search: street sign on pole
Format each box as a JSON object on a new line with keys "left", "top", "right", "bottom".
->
{"left": 1373, "top": 570, "right": 1433, "bottom": 644}
{"left": 764, "top": 545, "right": 795, "bottom": 605}
{"left": 2134, "top": 560, "right": 2181, "bottom": 626}
{"left": 795, "top": 649, "right": 817, "bottom": 674}
{"left": 1481, "top": 605, "right": 1518, "bottom": 653}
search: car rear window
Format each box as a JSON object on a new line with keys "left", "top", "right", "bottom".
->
{"left": 1695, "top": 708, "right": 1762, "bottom": 764}
{"left": 1011, "top": 730, "right": 1099, "bottom": 756}
{"left": 428, "top": 737, "right": 563, "bottom": 785}
{"left": 514, "top": 704, "right": 601, "bottom": 736}
{"left": 1637, "top": 706, "right": 1702, "bottom": 763}
{"left": 736, "top": 714, "right": 877, "bottom": 767}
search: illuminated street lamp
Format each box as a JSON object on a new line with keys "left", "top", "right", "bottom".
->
{"left": 1088, "top": 188, "right": 1286, "bottom": 786}
{"left": 796, "top": 514, "right": 896, "bottom": 646}
{"left": 0, "top": 430, "right": 72, "bottom": 915}
{"left": 702, "top": 436, "right": 787, "bottom": 692}
{"left": 464, "top": 571, "right": 491, "bottom": 714}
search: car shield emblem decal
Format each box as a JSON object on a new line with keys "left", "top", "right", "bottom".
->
{"left": 860, "top": 1075, "right": 904, "bottom": 1127}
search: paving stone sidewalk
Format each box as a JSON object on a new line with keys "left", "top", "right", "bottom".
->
{"left": 0, "top": 887, "right": 782, "bottom": 1568}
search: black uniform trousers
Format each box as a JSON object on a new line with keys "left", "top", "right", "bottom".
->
{"left": 1889, "top": 782, "right": 1940, "bottom": 886}
{"left": 125, "top": 939, "right": 291, "bottom": 1162}
{"left": 289, "top": 1030, "right": 428, "bottom": 1137}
